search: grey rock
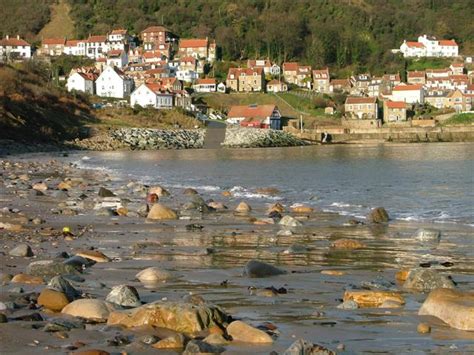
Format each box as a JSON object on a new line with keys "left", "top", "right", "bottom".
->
{"left": 0, "top": 313, "right": 7, "bottom": 323}
{"left": 26, "top": 260, "right": 80, "bottom": 278}
{"left": 63, "top": 255, "right": 95, "bottom": 269}
{"left": 337, "top": 300, "right": 359, "bottom": 310}
{"left": 243, "top": 260, "right": 286, "bottom": 278}
{"left": 106, "top": 285, "right": 141, "bottom": 308}
{"left": 368, "top": 207, "right": 389, "bottom": 223}
{"left": 403, "top": 269, "right": 455, "bottom": 292}
{"left": 415, "top": 228, "right": 441, "bottom": 242}
{"left": 98, "top": 187, "right": 115, "bottom": 197}
{"left": 139, "top": 334, "right": 160, "bottom": 345}
{"left": 9, "top": 243, "right": 33, "bottom": 257}
{"left": 47, "top": 276, "right": 81, "bottom": 301}
{"left": 283, "top": 244, "right": 308, "bottom": 254}
{"left": 279, "top": 215, "right": 302, "bottom": 227}
{"left": 183, "top": 340, "right": 224, "bottom": 354}
{"left": 283, "top": 338, "right": 336, "bottom": 355}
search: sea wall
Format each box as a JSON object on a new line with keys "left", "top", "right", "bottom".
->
{"left": 222, "top": 127, "right": 307, "bottom": 148}
{"left": 111, "top": 128, "right": 206, "bottom": 149}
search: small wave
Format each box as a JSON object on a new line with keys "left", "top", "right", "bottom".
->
{"left": 230, "top": 186, "right": 282, "bottom": 200}
{"left": 168, "top": 183, "right": 221, "bottom": 192}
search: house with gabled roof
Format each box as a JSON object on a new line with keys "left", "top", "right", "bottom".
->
{"left": 130, "top": 83, "right": 174, "bottom": 109}
{"left": 0, "top": 35, "right": 31, "bottom": 61}
{"left": 193, "top": 78, "right": 217, "bottom": 93}
{"left": 344, "top": 97, "right": 378, "bottom": 120}
{"left": 266, "top": 80, "right": 288, "bottom": 93}
{"left": 39, "top": 38, "right": 65, "bottom": 56}
{"left": 227, "top": 104, "right": 281, "bottom": 129}
{"left": 247, "top": 59, "right": 280, "bottom": 76}
{"left": 86, "top": 34, "right": 108, "bottom": 59}
{"left": 226, "top": 67, "right": 265, "bottom": 92}
{"left": 407, "top": 70, "right": 426, "bottom": 85}
{"left": 67, "top": 71, "right": 97, "bottom": 95}
{"left": 96, "top": 65, "right": 134, "bottom": 98}
{"left": 383, "top": 100, "right": 407, "bottom": 122}
{"left": 178, "top": 38, "right": 215, "bottom": 62}
{"left": 64, "top": 39, "right": 86, "bottom": 56}
{"left": 391, "top": 84, "right": 424, "bottom": 104}
{"left": 140, "top": 26, "right": 174, "bottom": 45}
{"left": 107, "top": 50, "right": 128, "bottom": 68}
{"left": 312, "top": 68, "right": 330, "bottom": 93}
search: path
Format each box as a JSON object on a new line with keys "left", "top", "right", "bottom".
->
{"left": 203, "top": 120, "right": 226, "bottom": 149}
{"left": 38, "top": 0, "right": 75, "bottom": 40}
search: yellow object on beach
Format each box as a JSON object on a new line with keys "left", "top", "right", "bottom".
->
{"left": 62, "top": 226, "right": 71, "bottom": 233}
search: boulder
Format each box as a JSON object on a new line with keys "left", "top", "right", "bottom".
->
{"left": 235, "top": 202, "right": 251, "bottom": 213}
{"left": 106, "top": 285, "right": 141, "bottom": 308}
{"left": 62, "top": 299, "right": 115, "bottom": 322}
{"left": 331, "top": 238, "right": 366, "bottom": 249}
{"left": 283, "top": 338, "right": 336, "bottom": 355}
{"left": 11, "top": 273, "right": 44, "bottom": 285}
{"left": 291, "top": 205, "right": 314, "bottom": 213}
{"left": 183, "top": 188, "right": 198, "bottom": 195}
{"left": 321, "top": 270, "right": 345, "bottom": 276}
{"left": 419, "top": 288, "right": 474, "bottom": 331}
{"left": 395, "top": 269, "right": 410, "bottom": 282}
{"left": 26, "top": 260, "right": 80, "bottom": 278}
{"left": 75, "top": 250, "right": 111, "bottom": 263}
{"left": 38, "top": 288, "right": 70, "bottom": 312}
{"left": 268, "top": 203, "right": 285, "bottom": 214}
{"left": 279, "top": 215, "right": 302, "bottom": 227}
{"left": 256, "top": 187, "right": 280, "bottom": 196}
{"left": 343, "top": 290, "right": 405, "bottom": 308}
{"left": 204, "top": 333, "right": 229, "bottom": 345}
{"left": 152, "top": 334, "right": 185, "bottom": 349}
{"left": 403, "top": 269, "right": 455, "bottom": 292}
{"left": 417, "top": 323, "right": 431, "bottom": 334}
{"left": 9, "top": 243, "right": 34, "bottom": 257}
{"left": 149, "top": 186, "right": 170, "bottom": 197}
{"left": 98, "top": 187, "right": 115, "bottom": 197}
{"left": 136, "top": 267, "right": 174, "bottom": 283}
{"left": 208, "top": 201, "right": 226, "bottom": 210}
{"left": 221, "top": 191, "right": 232, "bottom": 197}
{"left": 32, "top": 182, "right": 48, "bottom": 192}
{"left": 226, "top": 320, "right": 273, "bottom": 343}
{"left": 183, "top": 339, "right": 225, "bottom": 354}
{"left": 47, "top": 276, "right": 80, "bottom": 301}
{"left": 147, "top": 203, "right": 178, "bottom": 220}
{"left": 367, "top": 207, "right": 389, "bottom": 223}
{"left": 107, "top": 301, "right": 229, "bottom": 334}
{"left": 243, "top": 260, "right": 286, "bottom": 278}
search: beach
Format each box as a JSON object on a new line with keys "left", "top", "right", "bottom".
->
{"left": 1, "top": 143, "right": 473, "bottom": 354}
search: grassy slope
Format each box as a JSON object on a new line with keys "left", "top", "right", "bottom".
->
{"left": 442, "top": 113, "right": 474, "bottom": 126}
{"left": 37, "top": 0, "right": 75, "bottom": 40}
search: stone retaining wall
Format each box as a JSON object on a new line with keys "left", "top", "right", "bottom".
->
{"left": 111, "top": 128, "right": 206, "bottom": 149}
{"left": 222, "top": 128, "right": 307, "bottom": 148}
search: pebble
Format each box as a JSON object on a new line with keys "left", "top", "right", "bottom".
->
{"left": 417, "top": 323, "right": 431, "bottom": 334}
{"left": 8, "top": 243, "right": 34, "bottom": 257}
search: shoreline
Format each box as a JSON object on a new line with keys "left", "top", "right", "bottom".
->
{"left": 1, "top": 154, "right": 473, "bottom": 353}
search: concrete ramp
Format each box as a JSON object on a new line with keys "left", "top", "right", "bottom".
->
{"left": 203, "top": 121, "right": 226, "bottom": 149}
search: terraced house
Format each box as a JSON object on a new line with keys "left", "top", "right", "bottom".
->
{"left": 226, "top": 68, "right": 265, "bottom": 92}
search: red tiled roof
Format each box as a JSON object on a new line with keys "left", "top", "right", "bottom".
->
{"left": 331, "top": 79, "right": 351, "bottom": 86}
{"left": 386, "top": 101, "right": 406, "bottom": 109}
{"left": 228, "top": 105, "right": 277, "bottom": 119}
{"left": 87, "top": 35, "right": 107, "bottom": 43}
{"left": 267, "top": 79, "right": 285, "bottom": 85}
{"left": 227, "top": 67, "right": 263, "bottom": 78}
{"left": 179, "top": 56, "right": 196, "bottom": 63}
{"left": 407, "top": 71, "right": 425, "bottom": 78}
{"left": 247, "top": 59, "right": 271, "bottom": 68}
{"left": 0, "top": 37, "right": 30, "bottom": 46}
{"left": 141, "top": 26, "right": 169, "bottom": 34}
{"left": 393, "top": 84, "right": 423, "bottom": 91}
{"left": 65, "top": 39, "right": 84, "bottom": 46}
{"left": 439, "top": 39, "right": 457, "bottom": 46}
{"left": 42, "top": 38, "right": 65, "bottom": 46}
{"left": 406, "top": 41, "right": 425, "bottom": 48}
{"left": 283, "top": 62, "right": 299, "bottom": 71}
{"left": 77, "top": 72, "right": 97, "bottom": 81}
{"left": 143, "top": 51, "right": 163, "bottom": 59}
{"left": 345, "top": 97, "right": 377, "bottom": 104}
{"left": 111, "top": 29, "right": 127, "bottom": 35}
{"left": 196, "top": 78, "right": 216, "bottom": 85}
{"left": 179, "top": 38, "right": 208, "bottom": 48}
{"left": 312, "top": 68, "right": 329, "bottom": 79}
{"left": 107, "top": 50, "right": 123, "bottom": 57}
{"left": 451, "top": 63, "right": 464, "bottom": 67}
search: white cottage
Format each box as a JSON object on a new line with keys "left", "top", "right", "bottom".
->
{"left": 107, "top": 50, "right": 128, "bottom": 69}
{"left": 66, "top": 72, "right": 96, "bottom": 95}
{"left": 0, "top": 35, "right": 31, "bottom": 61}
{"left": 130, "top": 83, "right": 174, "bottom": 109}
{"left": 96, "top": 66, "right": 133, "bottom": 98}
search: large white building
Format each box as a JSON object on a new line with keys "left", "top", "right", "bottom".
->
{"left": 0, "top": 35, "right": 31, "bottom": 61}
{"left": 391, "top": 84, "right": 424, "bottom": 104}
{"left": 96, "top": 66, "right": 133, "bottom": 98}
{"left": 400, "top": 35, "right": 459, "bottom": 58}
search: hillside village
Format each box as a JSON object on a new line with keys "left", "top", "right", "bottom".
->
{"left": 1, "top": 27, "right": 474, "bottom": 131}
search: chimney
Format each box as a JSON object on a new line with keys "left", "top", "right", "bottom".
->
{"left": 17, "top": 35, "right": 20, "bottom": 40}
{"left": 6, "top": 35, "right": 9, "bottom": 40}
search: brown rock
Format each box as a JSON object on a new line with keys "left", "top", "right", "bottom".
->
{"left": 343, "top": 290, "right": 405, "bottom": 308}
{"left": 149, "top": 186, "right": 170, "bottom": 197}
{"left": 147, "top": 203, "right": 178, "bottom": 220}
{"left": 116, "top": 207, "right": 128, "bottom": 216}
{"left": 152, "top": 334, "right": 185, "bottom": 349}
{"left": 256, "top": 187, "right": 280, "bottom": 196}
{"left": 135, "top": 267, "right": 174, "bottom": 283}
{"left": 72, "top": 350, "right": 110, "bottom": 355}
{"left": 38, "top": 288, "right": 70, "bottom": 311}
{"left": 11, "top": 273, "right": 44, "bottom": 285}
{"left": 321, "top": 270, "right": 345, "bottom": 276}
{"left": 62, "top": 299, "right": 115, "bottom": 322}
{"left": 183, "top": 188, "right": 198, "bottom": 195}
{"left": 291, "top": 205, "right": 314, "bottom": 213}
{"left": 417, "top": 323, "right": 431, "bottom": 334}
{"left": 226, "top": 320, "right": 273, "bottom": 343}
{"left": 267, "top": 203, "right": 284, "bottom": 214}
{"left": 221, "top": 191, "right": 232, "bottom": 197}
{"left": 418, "top": 288, "right": 474, "bottom": 331}
{"left": 32, "top": 182, "right": 48, "bottom": 192}
{"left": 253, "top": 218, "right": 275, "bottom": 225}
{"left": 331, "top": 238, "right": 366, "bottom": 249}
{"left": 396, "top": 269, "right": 410, "bottom": 282}
{"left": 207, "top": 201, "right": 226, "bottom": 210}
{"left": 235, "top": 202, "right": 251, "bottom": 213}
{"left": 107, "top": 301, "right": 229, "bottom": 334}
{"left": 0, "top": 222, "right": 23, "bottom": 231}
{"left": 368, "top": 207, "right": 389, "bottom": 223}
{"left": 75, "top": 250, "right": 111, "bottom": 263}
{"left": 57, "top": 182, "right": 71, "bottom": 190}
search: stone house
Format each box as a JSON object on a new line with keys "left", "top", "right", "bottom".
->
{"left": 330, "top": 78, "right": 352, "bottom": 93}
{"left": 445, "top": 90, "right": 473, "bottom": 112}
{"left": 383, "top": 101, "right": 407, "bottom": 122}
{"left": 266, "top": 80, "right": 288, "bottom": 93}
{"left": 140, "top": 26, "right": 174, "bottom": 46}
{"left": 226, "top": 67, "right": 265, "bottom": 92}
{"left": 344, "top": 97, "right": 378, "bottom": 119}
{"left": 312, "top": 68, "right": 330, "bottom": 93}
{"left": 39, "top": 38, "right": 65, "bottom": 56}
{"left": 407, "top": 71, "right": 426, "bottom": 85}
{"left": 350, "top": 74, "right": 371, "bottom": 95}
{"left": 178, "top": 38, "right": 216, "bottom": 62}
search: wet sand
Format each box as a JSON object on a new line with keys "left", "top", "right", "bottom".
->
{"left": 1, "top": 157, "right": 473, "bottom": 354}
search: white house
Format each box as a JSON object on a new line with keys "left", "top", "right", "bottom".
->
{"left": 400, "top": 35, "right": 459, "bottom": 58}
{"left": 193, "top": 78, "right": 216, "bottom": 93}
{"left": 0, "top": 35, "right": 31, "bottom": 61}
{"left": 66, "top": 72, "right": 96, "bottom": 95}
{"left": 107, "top": 29, "right": 134, "bottom": 51}
{"left": 96, "top": 66, "right": 133, "bottom": 98}
{"left": 176, "top": 69, "right": 199, "bottom": 83}
{"left": 391, "top": 84, "right": 424, "bottom": 104}
{"left": 64, "top": 40, "right": 86, "bottom": 56}
{"left": 86, "top": 35, "right": 108, "bottom": 59}
{"left": 130, "top": 83, "right": 174, "bottom": 109}
{"left": 107, "top": 50, "right": 128, "bottom": 69}
{"left": 217, "top": 82, "right": 226, "bottom": 93}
